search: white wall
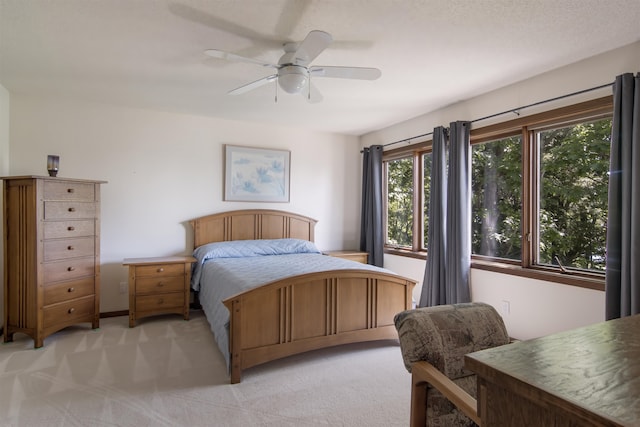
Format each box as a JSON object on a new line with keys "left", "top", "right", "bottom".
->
{"left": 383, "top": 255, "right": 605, "bottom": 340}
{"left": 470, "top": 269, "right": 604, "bottom": 340}
{"left": 362, "top": 41, "right": 640, "bottom": 340}
{"left": 0, "top": 84, "right": 9, "bottom": 325}
{"left": 8, "top": 95, "right": 362, "bottom": 312}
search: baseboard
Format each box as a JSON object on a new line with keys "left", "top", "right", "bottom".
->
{"left": 100, "top": 310, "right": 128, "bottom": 318}
{"left": 99, "top": 304, "right": 201, "bottom": 319}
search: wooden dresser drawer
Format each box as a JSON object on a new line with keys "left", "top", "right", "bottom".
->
{"left": 44, "top": 201, "right": 96, "bottom": 220}
{"left": 44, "top": 277, "right": 95, "bottom": 306}
{"left": 135, "top": 292, "right": 185, "bottom": 312}
{"left": 44, "top": 220, "right": 95, "bottom": 239}
{"left": 136, "top": 275, "right": 185, "bottom": 294}
{"left": 338, "top": 253, "right": 368, "bottom": 263}
{"left": 44, "top": 181, "right": 95, "bottom": 201}
{"left": 135, "top": 263, "right": 185, "bottom": 277}
{"left": 44, "top": 237, "right": 95, "bottom": 261}
{"left": 43, "top": 257, "right": 95, "bottom": 283}
{"left": 43, "top": 295, "right": 95, "bottom": 326}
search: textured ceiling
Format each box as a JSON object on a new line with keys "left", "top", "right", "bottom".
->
{"left": 1, "top": 0, "right": 639, "bottom": 135}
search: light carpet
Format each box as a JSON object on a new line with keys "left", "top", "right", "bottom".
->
{"left": 0, "top": 311, "right": 411, "bottom": 426}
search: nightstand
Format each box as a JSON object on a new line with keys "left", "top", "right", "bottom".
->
{"left": 123, "top": 256, "right": 196, "bottom": 327}
{"left": 323, "top": 250, "right": 369, "bottom": 264}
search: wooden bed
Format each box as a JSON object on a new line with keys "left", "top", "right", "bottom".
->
{"left": 190, "top": 209, "right": 416, "bottom": 383}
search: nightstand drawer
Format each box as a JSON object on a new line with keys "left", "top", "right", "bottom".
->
{"left": 324, "top": 250, "right": 369, "bottom": 264}
{"left": 44, "top": 237, "right": 95, "bottom": 261}
{"left": 44, "top": 181, "right": 95, "bottom": 201}
{"left": 136, "top": 275, "right": 184, "bottom": 294}
{"left": 44, "top": 277, "right": 95, "bottom": 306}
{"left": 44, "top": 220, "right": 95, "bottom": 239}
{"left": 44, "top": 201, "right": 96, "bottom": 219}
{"left": 135, "top": 263, "right": 185, "bottom": 277}
{"left": 135, "top": 293, "right": 184, "bottom": 312}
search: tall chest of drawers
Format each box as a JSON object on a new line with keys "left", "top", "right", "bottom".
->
{"left": 2, "top": 176, "right": 106, "bottom": 348}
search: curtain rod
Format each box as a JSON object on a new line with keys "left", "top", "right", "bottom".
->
{"left": 382, "top": 81, "right": 614, "bottom": 149}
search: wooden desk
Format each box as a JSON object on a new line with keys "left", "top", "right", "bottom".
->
{"left": 465, "top": 314, "right": 640, "bottom": 427}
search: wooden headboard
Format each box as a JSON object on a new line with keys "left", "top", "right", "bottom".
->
{"left": 190, "top": 209, "right": 318, "bottom": 248}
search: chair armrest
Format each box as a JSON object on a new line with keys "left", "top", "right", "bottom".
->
{"left": 411, "top": 360, "right": 480, "bottom": 426}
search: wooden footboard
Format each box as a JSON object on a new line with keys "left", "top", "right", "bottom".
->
{"left": 223, "top": 269, "right": 416, "bottom": 383}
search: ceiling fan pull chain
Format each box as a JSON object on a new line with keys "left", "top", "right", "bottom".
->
{"left": 274, "top": 80, "right": 278, "bottom": 103}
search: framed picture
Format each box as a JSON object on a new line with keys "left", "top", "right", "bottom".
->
{"left": 224, "top": 145, "right": 291, "bottom": 202}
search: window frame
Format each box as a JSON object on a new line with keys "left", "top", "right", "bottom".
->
{"left": 383, "top": 141, "right": 431, "bottom": 258}
{"left": 382, "top": 96, "right": 613, "bottom": 291}
{"left": 384, "top": 154, "right": 416, "bottom": 249}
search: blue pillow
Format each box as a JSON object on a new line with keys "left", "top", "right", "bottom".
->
{"left": 191, "top": 239, "right": 321, "bottom": 290}
{"left": 193, "top": 238, "right": 320, "bottom": 262}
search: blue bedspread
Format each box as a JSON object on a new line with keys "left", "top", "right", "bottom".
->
{"left": 190, "top": 240, "right": 388, "bottom": 368}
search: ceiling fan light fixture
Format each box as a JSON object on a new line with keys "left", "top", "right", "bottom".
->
{"left": 278, "top": 65, "right": 309, "bottom": 94}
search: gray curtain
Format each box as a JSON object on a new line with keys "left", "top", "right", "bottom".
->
{"left": 445, "top": 121, "right": 472, "bottom": 304}
{"left": 360, "top": 145, "right": 384, "bottom": 267}
{"left": 419, "top": 122, "right": 472, "bottom": 306}
{"left": 605, "top": 72, "right": 640, "bottom": 320}
{"left": 419, "top": 127, "right": 448, "bottom": 306}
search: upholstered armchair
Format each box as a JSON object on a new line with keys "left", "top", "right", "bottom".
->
{"left": 394, "top": 302, "right": 510, "bottom": 427}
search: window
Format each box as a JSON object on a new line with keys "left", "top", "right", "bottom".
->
{"left": 423, "top": 153, "right": 432, "bottom": 247}
{"left": 536, "top": 118, "right": 611, "bottom": 271}
{"left": 386, "top": 156, "right": 413, "bottom": 248}
{"left": 382, "top": 96, "right": 613, "bottom": 289}
{"left": 383, "top": 146, "right": 432, "bottom": 253}
{"left": 471, "top": 136, "right": 522, "bottom": 260}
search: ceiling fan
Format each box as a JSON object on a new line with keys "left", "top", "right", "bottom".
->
{"left": 204, "top": 30, "right": 381, "bottom": 102}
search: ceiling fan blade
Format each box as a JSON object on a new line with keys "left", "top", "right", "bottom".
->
{"left": 301, "top": 82, "right": 323, "bottom": 103}
{"left": 228, "top": 75, "right": 278, "bottom": 95}
{"left": 310, "top": 66, "right": 382, "bottom": 80}
{"left": 293, "top": 30, "right": 332, "bottom": 65}
{"left": 170, "top": 4, "right": 281, "bottom": 48}
{"left": 205, "top": 49, "right": 278, "bottom": 68}
{"left": 274, "top": 0, "right": 312, "bottom": 39}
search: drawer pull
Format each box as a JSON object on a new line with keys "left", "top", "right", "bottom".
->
{"left": 68, "top": 287, "right": 75, "bottom": 293}
{"left": 67, "top": 246, "right": 74, "bottom": 251}
{"left": 158, "top": 298, "right": 164, "bottom": 304}
{"left": 67, "top": 266, "right": 75, "bottom": 272}
{"left": 157, "top": 282, "right": 164, "bottom": 287}
{"left": 68, "top": 207, "right": 76, "bottom": 212}
{"left": 157, "top": 267, "right": 164, "bottom": 273}
{"left": 67, "top": 188, "right": 75, "bottom": 193}
{"left": 68, "top": 308, "right": 75, "bottom": 314}
{"left": 68, "top": 226, "right": 75, "bottom": 231}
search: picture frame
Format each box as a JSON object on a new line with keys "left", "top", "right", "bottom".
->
{"left": 224, "top": 145, "right": 291, "bottom": 202}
